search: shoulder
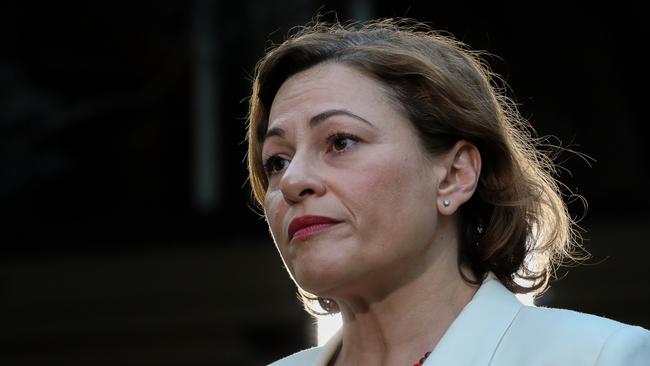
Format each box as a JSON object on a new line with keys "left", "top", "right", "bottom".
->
{"left": 516, "top": 305, "right": 626, "bottom": 337}
{"left": 266, "top": 345, "right": 325, "bottom": 366}
{"left": 493, "top": 305, "right": 650, "bottom": 365}
{"left": 594, "top": 324, "right": 650, "bottom": 366}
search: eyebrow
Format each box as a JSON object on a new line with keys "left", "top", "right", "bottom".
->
{"left": 264, "top": 109, "right": 376, "bottom": 141}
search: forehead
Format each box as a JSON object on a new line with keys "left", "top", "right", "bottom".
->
{"left": 267, "top": 63, "right": 391, "bottom": 130}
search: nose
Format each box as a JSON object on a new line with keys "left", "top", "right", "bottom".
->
{"left": 279, "top": 153, "right": 326, "bottom": 204}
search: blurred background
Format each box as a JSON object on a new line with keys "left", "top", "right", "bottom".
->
{"left": 1, "top": 1, "right": 648, "bottom": 365}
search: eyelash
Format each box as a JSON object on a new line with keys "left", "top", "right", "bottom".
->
{"left": 262, "top": 155, "right": 289, "bottom": 177}
{"left": 262, "top": 132, "right": 361, "bottom": 177}
{"left": 326, "top": 132, "right": 360, "bottom": 153}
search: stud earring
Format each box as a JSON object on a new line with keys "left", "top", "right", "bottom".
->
{"left": 442, "top": 199, "right": 450, "bottom": 207}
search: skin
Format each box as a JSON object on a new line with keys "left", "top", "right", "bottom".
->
{"left": 262, "top": 62, "right": 482, "bottom": 366}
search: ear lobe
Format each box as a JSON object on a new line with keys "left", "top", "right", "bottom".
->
{"left": 436, "top": 141, "right": 481, "bottom": 215}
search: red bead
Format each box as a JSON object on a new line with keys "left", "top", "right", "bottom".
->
{"left": 413, "top": 351, "right": 431, "bottom": 365}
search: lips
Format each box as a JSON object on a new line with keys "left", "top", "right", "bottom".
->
{"left": 288, "top": 215, "right": 342, "bottom": 241}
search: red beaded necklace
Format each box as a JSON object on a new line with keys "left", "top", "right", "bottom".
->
{"left": 327, "top": 346, "right": 432, "bottom": 365}
{"left": 413, "top": 351, "right": 432, "bottom": 366}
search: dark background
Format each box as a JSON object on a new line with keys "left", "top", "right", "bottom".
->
{"left": 1, "top": 1, "right": 648, "bottom": 365}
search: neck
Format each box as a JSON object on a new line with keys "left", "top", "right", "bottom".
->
{"left": 330, "top": 242, "right": 478, "bottom": 366}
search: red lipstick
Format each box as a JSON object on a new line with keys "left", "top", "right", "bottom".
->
{"left": 288, "top": 215, "right": 342, "bottom": 241}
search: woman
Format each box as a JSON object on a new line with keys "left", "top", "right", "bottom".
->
{"left": 246, "top": 19, "right": 650, "bottom": 365}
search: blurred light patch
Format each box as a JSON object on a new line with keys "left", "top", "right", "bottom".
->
{"left": 317, "top": 314, "right": 342, "bottom": 346}
{"left": 516, "top": 292, "right": 536, "bottom": 306}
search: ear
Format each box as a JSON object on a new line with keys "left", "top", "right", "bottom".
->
{"left": 436, "top": 140, "right": 481, "bottom": 215}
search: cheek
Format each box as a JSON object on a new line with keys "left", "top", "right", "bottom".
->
{"left": 342, "top": 153, "right": 438, "bottom": 242}
{"left": 264, "top": 191, "right": 299, "bottom": 276}
{"left": 357, "top": 155, "right": 432, "bottom": 210}
{"left": 264, "top": 191, "right": 287, "bottom": 243}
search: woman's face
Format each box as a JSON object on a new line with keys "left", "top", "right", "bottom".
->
{"left": 262, "top": 63, "right": 445, "bottom": 298}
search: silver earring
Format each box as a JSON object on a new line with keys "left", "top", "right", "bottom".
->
{"left": 442, "top": 199, "right": 450, "bottom": 207}
{"left": 476, "top": 224, "right": 484, "bottom": 246}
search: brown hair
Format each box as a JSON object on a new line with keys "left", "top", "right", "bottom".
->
{"left": 246, "top": 19, "right": 583, "bottom": 314}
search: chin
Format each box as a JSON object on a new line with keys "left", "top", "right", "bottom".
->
{"left": 290, "top": 259, "right": 351, "bottom": 296}
{"left": 291, "top": 265, "right": 335, "bottom": 294}
{"left": 284, "top": 235, "right": 362, "bottom": 294}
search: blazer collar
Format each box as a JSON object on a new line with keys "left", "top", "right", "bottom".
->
{"left": 313, "top": 274, "right": 523, "bottom": 366}
{"left": 423, "top": 273, "right": 523, "bottom": 365}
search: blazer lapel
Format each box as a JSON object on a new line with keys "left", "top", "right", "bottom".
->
{"left": 423, "top": 274, "right": 523, "bottom": 366}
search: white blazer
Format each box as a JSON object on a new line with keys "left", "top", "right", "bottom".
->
{"left": 268, "top": 275, "right": 650, "bottom": 365}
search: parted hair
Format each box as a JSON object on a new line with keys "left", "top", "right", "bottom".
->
{"left": 246, "top": 19, "right": 583, "bottom": 315}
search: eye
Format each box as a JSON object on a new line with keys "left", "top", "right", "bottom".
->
{"left": 262, "top": 155, "right": 290, "bottom": 177}
{"left": 327, "top": 132, "right": 360, "bottom": 153}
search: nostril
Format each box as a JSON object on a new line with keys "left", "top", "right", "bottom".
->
{"left": 299, "top": 188, "right": 315, "bottom": 197}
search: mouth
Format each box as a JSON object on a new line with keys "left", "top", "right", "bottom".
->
{"left": 288, "top": 215, "right": 342, "bottom": 241}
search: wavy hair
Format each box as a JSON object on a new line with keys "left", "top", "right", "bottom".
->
{"left": 246, "top": 19, "right": 584, "bottom": 315}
